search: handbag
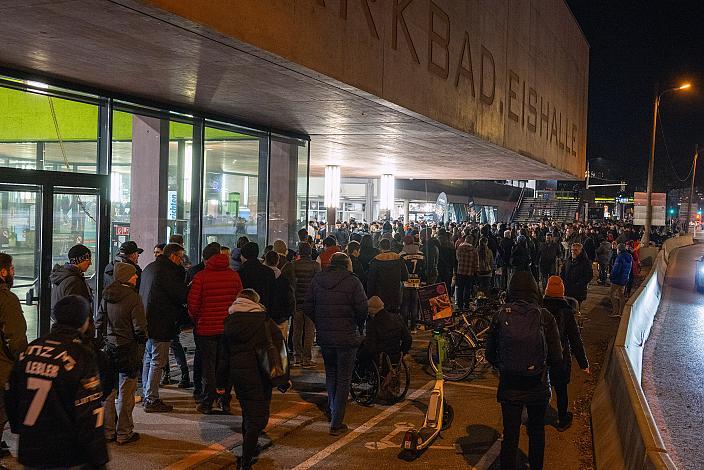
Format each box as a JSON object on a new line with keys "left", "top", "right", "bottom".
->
{"left": 256, "top": 319, "right": 290, "bottom": 387}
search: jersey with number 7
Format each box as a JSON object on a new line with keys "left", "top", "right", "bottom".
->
{"left": 5, "top": 324, "right": 109, "bottom": 468}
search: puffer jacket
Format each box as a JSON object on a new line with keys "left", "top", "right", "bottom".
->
{"left": 0, "top": 283, "right": 28, "bottom": 382}
{"left": 304, "top": 268, "right": 367, "bottom": 349}
{"left": 293, "top": 256, "right": 320, "bottom": 310}
{"left": 318, "top": 245, "right": 341, "bottom": 270}
{"left": 49, "top": 264, "right": 93, "bottom": 312}
{"left": 217, "top": 304, "right": 279, "bottom": 401}
{"left": 360, "top": 308, "right": 412, "bottom": 363}
{"left": 543, "top": 296, "right": 588, "bottom": 385}
{"left": 139, "top": 255, "right": 188, "bottom": 341}
{"left": 596, "top": 241, "right": 612, "bottom": 265}
{"left": 95, "top": 281, "right": 147, "bottom": 347}
{"left": 188, "top": 253, "right": 243, "bottom": 336}
{"left": 230, "top": 247, "right": 243, "bottom": 272}
{"left": 610, "top": 251, "right": 633, "bottom": 286}
{"left": 560, "top": 252, "right": 593, "bottom": 302}
{"left": 367, "top": 251, "right": 409, "bottom": 309}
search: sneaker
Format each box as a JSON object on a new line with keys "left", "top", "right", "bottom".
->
{"left": 302, "top": 360, "right": 317, "bottom": 369}
{"left": 329, "top": 424, "right": 349, "bottom": 436}
{"left": 0, "top": 441, "right": 8, "bottom": 450}
{"left": 556, "top": 412, "right": 574, "bottom": 432}
{"left": 144, "top": 399, "right": 173, "bottom": 413}
{"left": 0, "top": 447, "right": 10, "bottom": 458}
{"left": 196, "top": 402, "right": 213, "bottom": 415}
{"left": 117, "top": 432, "right": 141, "bottom": 445}
{"left": 178, "top": 379, "right": 192, "bottom": 389}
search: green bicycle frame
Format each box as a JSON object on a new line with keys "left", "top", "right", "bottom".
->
{"left": 434, "top": 329, "right": 446, "bottom": 380}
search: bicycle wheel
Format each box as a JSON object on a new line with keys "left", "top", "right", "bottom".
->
{"left": 350, "top": 361, "right": 379, "bottom": 406}
{"left": 427, "top": 329, "right": 477, "bottom": 381}
{"left": 470, "top": 315, "right": 492, "bottom": 339}
{"left": 385, "top": 359, "right": 411, "bottom": 403}
{"left": 442, "top": 400, "right": 454, "bottom": 430}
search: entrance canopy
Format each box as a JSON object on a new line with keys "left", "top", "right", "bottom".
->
{"left": 0, "top": 0, "right": 587, "bottom": 180}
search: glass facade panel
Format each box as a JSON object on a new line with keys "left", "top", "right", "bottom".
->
{"left": 52, "top": 192, "right": 98, "bottom": 282}
{"left": 167, "top": 121, "right": 194, "bottom": 253}
{"left": 0, "top": 86, "right": 98, "bottom": 172}
{"left": 269, "top": 136, "right": 309, "bottom": 248}
{"left": 203, "top": 126, "right": 265, "bottom": 250}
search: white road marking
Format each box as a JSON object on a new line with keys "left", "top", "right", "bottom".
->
{"left": 292, "top": 380, "right": 435, "bottom": 469}
{"left": 445, "top": 382, "right": 497, "bottom": 391}
{"left": 471, "top": 437, "right": 502, "bottom": 470}
{"left": 364, "top": 422, "right": 414, "bottom": 450}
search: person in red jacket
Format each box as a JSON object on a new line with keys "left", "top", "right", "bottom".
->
{"left": 188, "top": 253, "right": 243, "bottom": 414}
{"left": 317, "top": 236, "right": 341, "bottom": 270}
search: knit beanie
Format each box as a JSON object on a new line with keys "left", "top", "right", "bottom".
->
{"left": 545, "top": 275, "right": 565, "bottom": 298}
{"left": 68, "top": 244, "right": 91, "bottom": 265}
{"left": 114, "top": 262, "right": 136, "bottom": 284}
{"left": 368, "top": 296, "right": 384, "bottom": 315}
{"left": 241, "top": 242, "right": 260, "bottom": 260}
{"left": 52, "top": 295, "right": 90, "bottom": 329}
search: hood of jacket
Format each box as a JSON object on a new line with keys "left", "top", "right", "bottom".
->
{"left": 266, "top": 265, "right": 281, "bottom": 278}
{"left": 507, "top": 271, "right": 542, "bottom": 305}
{"left": 228, "top": 297, "right": 266, "bottom": 314}
{"left": 401, "top": 244, "right": 419, "bottom": 255}
{"left": 224, "top": 309, "right": 267, "bottom": 344}
{"left": 205, "top": 253, "right": 230, "bottom": 271}
{"left": 542, "top": 295, "right": 571, "bottom": 311}
{"left": 373, "top": 251, "right": 401, "bottom": 262}
{"left": 49, "top": 264, "right": 83, "bottom": 286}
{"left": 315, "top": 269, "right": 355, "bottom": 290}
{"left": 102, "top": 282, "right": 137, "bottom": 303}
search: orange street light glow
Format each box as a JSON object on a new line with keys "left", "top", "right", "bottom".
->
{"left": 678, "top": 83, "right": 692, "bottom": 90}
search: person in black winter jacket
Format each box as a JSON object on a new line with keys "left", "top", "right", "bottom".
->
{"left": 104, "top": 240, "right": 144, "bottom": 289}
{"left": 543, "top": 276, "right": 589, "bottom": 432}
{"left": 486, "top": 271, "right": 562, "bottom": 470}
{"left": 304, "top": 253, "right": 367, "bottom": 436}
{"left": 560, "top": 243, "right": 593, "bottom": 308}
{"left": 217, "top": 289, "right": 281, "bottom": 470}
{"left": 359, "top": 296, "right": 412, "bottom": 364}
{"left": 238, "top": 242, "right": 276, "bottom": 311}
{"left": 366, "top": 239, "right": 409, "bottom": 313}
{"left": 510, "top": 235, "right": 531, "bottom": 273}
{"left": 139, "top": 243, "right": 188, "bottom": 413}
{"left": 49, "top": 244, "right": 94, "bottom": 312}
{"left": 7, "top": 296, "right": 108, "bottom": 469}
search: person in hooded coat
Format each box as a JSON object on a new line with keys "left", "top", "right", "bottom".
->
{"left": 217, "top": 289, "right": 282, "bottom": 470}
{"left": 560, "top": 242, "right": 593, "bottom": 308}
{"left": 304, "top": 253, "right": 367, "bottom": 436}
{"left": 543, "top": 276, "right": 589, "bottom": 431}
{"left": 50, "top": 244, "right": 94, "bottom": 312}
{"left": 486, "top": 271, "right": 562, "bottom": 470}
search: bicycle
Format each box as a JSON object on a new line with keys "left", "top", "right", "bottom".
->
{"left": 350, "top": 351, "right": 411, "bottom": 405}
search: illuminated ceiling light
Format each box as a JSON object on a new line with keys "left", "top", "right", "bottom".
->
{"left": 324, "top": 165, "right": 340, "bottom": 209}
{"left": 380, "top": 174, "right": 395, "bottom": 211}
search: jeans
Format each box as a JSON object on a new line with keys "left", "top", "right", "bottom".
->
{"left": 455, "top": 274, "right": 475, "bottom": 309}
{"left": 400, "top": 288, "right": 420, "bottom": 329}
{"left": 104, "top": 373, "right": 137, "bottom": 442}
{"left": 292, "top": 309, "right": 315, "bottom": 363}
{"left": 142, "top": 339, "right": 171, "bottom": 403}
{"left": 239, "top": 399, "right": 271, "bottom": 463}
{"left": 193, "top": 331, "right": 202, "bottom": 395}
{"left": 610, "top": 283, "right": 626, "bottom": 316}
{"left": 320, "top": 347, "right": 357, "bottom": 429}
{"left": 194, "top": 335, "right": 222, "bottom": 405}
{"left": 598, "top": 262, "right": 609, "bottom": 284}
{"left": 553, "top": 382, "right": 569, "bottom": 419}
{"left": 500, "top": 401, "right": 548, "bottom": 470}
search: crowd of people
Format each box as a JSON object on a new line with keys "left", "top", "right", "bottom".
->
{"left": 0, "top": 215, "right": 675, "bottom": 469}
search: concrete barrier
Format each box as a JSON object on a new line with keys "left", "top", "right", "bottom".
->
{"left": 592, "top": 235, "right": 692, "bottom": 469}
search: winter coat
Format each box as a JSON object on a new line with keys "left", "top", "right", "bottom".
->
{"left": 49, "top": 264, "right": 93, "bottom": 312}
{"left": 596, "top": 241, "right": 612, "bottom": 265}
{"left": 318, "top": 245, "right": 342, "bottom": 270}
{"left": 583, "top": 236, "right": 597, "bottom": 262}
{"left": 7, "top": 325, "right": 108, "bottom": 468}
{"left": 367, "top": 251, "right": 409, "bottom": 309}
{"left": 139, "top": 255, "right": 188, "bottom": 341}
{"left": 230, "top": 247, "right": 243, "bottom": 272}
{"left": 103, "top": 255, "right": 142, "bottom": 289}
{"left": 511, "top": 241, "right": 531, "bottom": 271}
{"left": 293, "top": 257, "right": 321, "bottom": 309}
{"left": 560, "top": 252, "right": 593, "bottom": 302}
{"left": 437, "top": 242, "right": 456, "bottom": 283}
{"left": 186, "top": 261, "right": 205, "bottom": 286}
{"left": 359, "top": 246, "right": 379, "bottom": 271}
{"left": 360, "top": 308, "right": 412, "bottom": 363}
{"left": 542, "top": 296, "right": 589, "bottom": 385}
{"left": 238, "top": 258, "right": 276, "bottom": 310}
{"left": 485, "top": 272, "right": 562, "bottom": 403}
{"left": 477, "top": 245, "right": 494, "bottom": 276}
{"left": 187, "top": 254, "right": 243, "bottom": 336}
{"left": 610, "top": 251, "right": 633, "bottom": 286}
{"left": 304, "top": 268, "right": 368, "bottom": 349}
{"left": 217, "top": 304, "right": 279, "bottom": 401}
{"left": 0, "top": 283, "right": 28, "bottom": 383}
{"left": 498, "top": 237, "right": 514, "bottom": 268}
{"left": 95, "top": 281, "right": 147, "bottom": 348}
{"left": 539, "top": 242, "right": 561, "bottom": 269}
{"left": 350, "top": 255, "right": 367, "bottom": 287}
{"left": 421, "top": 240, "right": 440, "bottom": 282}
{"left": 456, "top": 243, "right": 479, "bottom": 276}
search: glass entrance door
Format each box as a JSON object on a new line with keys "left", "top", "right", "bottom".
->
{"left": 0, "top": 186, "right": 41, "bottom": 340}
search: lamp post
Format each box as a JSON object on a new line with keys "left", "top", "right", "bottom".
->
{"left": 643, "top": 83, "right": 691, "bottom": 245}
{"left": 379, "top": 174, "right": 395, "bottom": 221}
{"left": 686, "top": 145, "right": 699, "bottom": 233}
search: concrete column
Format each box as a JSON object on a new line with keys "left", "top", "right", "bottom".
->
{"left": 365, "top": 179, "right": 374, "bottom": 222}
{"left": 129, "top": 115, "right": 167, "bottom": 268}
{"left": 403, "top": 199, "right": 410, "bottom": 224}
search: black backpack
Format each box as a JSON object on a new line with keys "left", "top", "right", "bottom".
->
{"left": 495, "top": 301, "right": 547, "bottom": 376}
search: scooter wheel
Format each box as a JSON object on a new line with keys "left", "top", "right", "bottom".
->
{"left": 442, "top": 401, "right": 454, "bottom": 430}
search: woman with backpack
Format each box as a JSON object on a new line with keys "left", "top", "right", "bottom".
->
{"left": 543, "top": 276, "right": 590, "bottom": 431}
{"left": 486, "top": 271, "right": 562, "bottom": 470}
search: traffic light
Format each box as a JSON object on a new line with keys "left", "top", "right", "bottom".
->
{"left": 669, "top": 207, "right": 676, "bottom": 215}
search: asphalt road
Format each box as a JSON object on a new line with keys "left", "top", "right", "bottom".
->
{"left": 643, "top": 243, "right": 704, "bottom": 470}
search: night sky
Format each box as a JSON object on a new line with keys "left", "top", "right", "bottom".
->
{"left": 566, "top": 0, "right": 704, "bottom": 192}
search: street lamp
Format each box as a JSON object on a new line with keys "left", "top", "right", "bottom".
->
{"left": 643, "top": 82, "right": 692, "bottom": 245}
